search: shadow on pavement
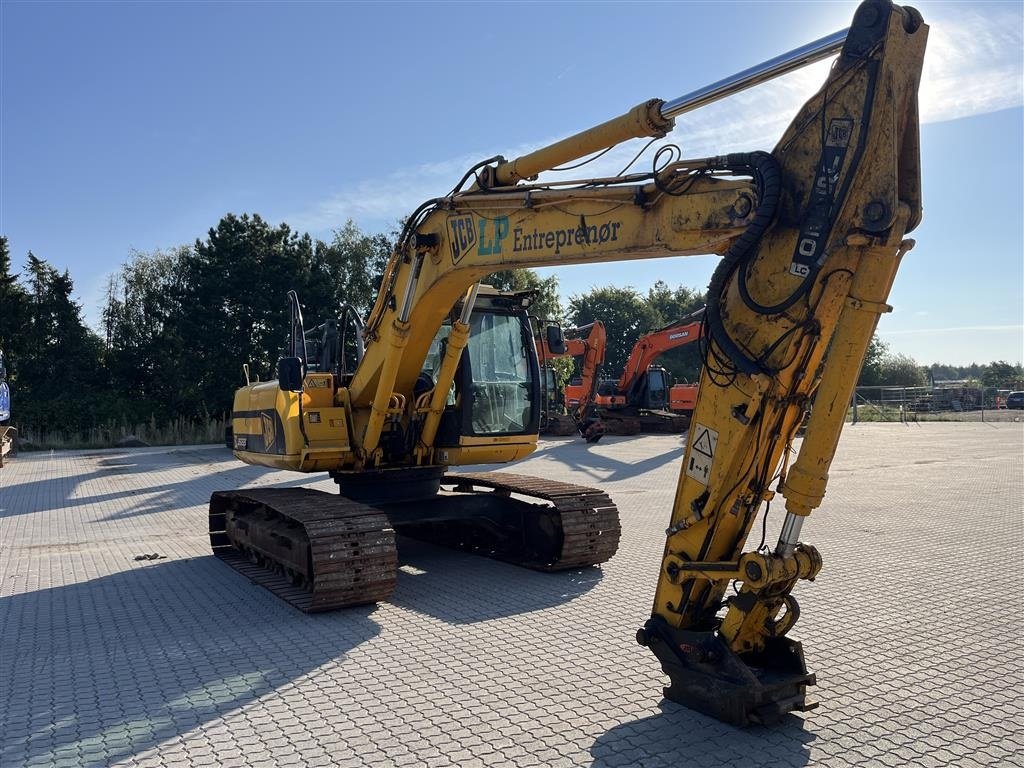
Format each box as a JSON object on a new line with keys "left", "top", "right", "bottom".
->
{"left": 589, "top": 701, "right": 815, "bottom": 767}
{"left": 0, "top": 447, "right": 313, "bottom": 521}
{"left": 0, "top": 557, "right": 380, "bottom": 767}
{"left": 388, "top": 536, "right": 605, "bottom": 623}
{"left": 537, "top": 437, "right": 686, "bottom": 483}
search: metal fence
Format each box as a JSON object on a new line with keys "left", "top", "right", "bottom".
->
{"left": 849, "top": 385, "right": 1022, "bottom": 423}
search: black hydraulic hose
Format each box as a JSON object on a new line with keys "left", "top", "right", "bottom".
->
{"left": 338, "top": 303, "right": 365, "bottom": 375}
{"left": 704, "top": 151, "right": 782, "bottom": 376}
{"left": 286, "top": 290, "right": 312, "bottom": 448}
{"left": 738, "top": 253, "right": 818, "bottom": 316}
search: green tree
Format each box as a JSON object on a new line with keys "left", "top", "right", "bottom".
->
{"left": 981, "top": 360, "right": 1023, "bottom": 388}
{"left": 646, "top": 280, "right": 705, "bottom": 323}
{"left": 102, "top": 247, "right": 190, "bottom": 424}
{"left": 645, "top": 281, "right": 706, "bottom": 384}
{"left": 306, "top": 220, "right": 391, "bottom": 318}
{"left": 0, "top": 236, "right": 30, "bottom": 376}
{"left": 15, "top": 252, "right": 107, "bottom": 432}
{"left": 926, "top": 362, "right": 961, "bottom": 383}
{"left": 877, "top": 351, "right": 926, "bottom": 387}
{"left": 167, "top": 214, "right": 318, "bottom": 416}
{"left": 567, "top": 285, "right": 662, "bottom": 376}
{"left": 858, "top": 334, "right": 889, "bottom": 386}
{"left": 486, "top": 269, "right": 563, "bottom": 323}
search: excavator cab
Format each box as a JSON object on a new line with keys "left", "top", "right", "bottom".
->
{"left": 434, "top": 289, "right": 540, "bottom": 445}
{"left": 640, "top": 366, "right": 672, "bottom": 410}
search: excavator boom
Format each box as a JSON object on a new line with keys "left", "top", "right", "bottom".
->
{"left": 615, "top": 311, "right": 704, "bottom": 393}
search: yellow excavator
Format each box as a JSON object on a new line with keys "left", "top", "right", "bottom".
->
{"left": 211, "top": 0, "right": 926, "bottom": 726}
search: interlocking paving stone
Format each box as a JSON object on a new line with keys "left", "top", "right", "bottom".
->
{"left": 1, "top": 425, "right": 1022, "bottom": 767}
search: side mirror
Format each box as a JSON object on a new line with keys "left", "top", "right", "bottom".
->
{"left": 277, "top": 356, "right": 304, "bottom": 392}
{"left": 546, "top": 325, "right": 567, "bottom": 356}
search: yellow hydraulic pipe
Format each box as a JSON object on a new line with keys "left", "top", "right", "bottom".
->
{"left": 781, "top": 228, "right": 916, "bottom": 518}
{"left": 418, "top": 320, "right": 470, "bottom": 452}
{"left": 361, "top": 319, "right": 411, "bottom": 462}
{"left": 492, "top": 100, "right": 673, "bottom": 187}
{"left": 418, "top": 283, "right": 480, "bottom": 455}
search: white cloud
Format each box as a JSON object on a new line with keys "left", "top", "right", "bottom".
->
{"left": 918, "top": 6, "right": 1024, "bottom": 122}
{"left": 286, "top": 139, "right": 552, "bottom": 235}
{"left": 292, "top": 3, "right": 1022, "bottom": 237}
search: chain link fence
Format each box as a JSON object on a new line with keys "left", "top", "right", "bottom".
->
{"left": 849, "top": 385, "right": 1023, "bottom": 423}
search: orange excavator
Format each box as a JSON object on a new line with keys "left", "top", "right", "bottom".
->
{"left": 535, "top": 321, "right": 606, "bottom": 439}
{"left": 591, "top": 310, "right": 704, "bottom": 434}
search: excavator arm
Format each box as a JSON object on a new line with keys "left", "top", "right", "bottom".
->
{"left": 563, "top": 321, "right": 607, "bottom": 419}
{"left": 358, "top": 0, "right": 924, "bottom": 724}
{"left": 637, "top": 2, "right": 927, "bottom": 724}
{"left": 536, "top": 321, "right": 607, "bottom": 419}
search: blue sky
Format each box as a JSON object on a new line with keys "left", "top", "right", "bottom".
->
{"left": 2, "top": 0, "right": 1022, "bottom": 366}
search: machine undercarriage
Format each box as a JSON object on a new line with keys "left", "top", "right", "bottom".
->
{"left": 210, "top": 472, "right": 621, "bottom": 612}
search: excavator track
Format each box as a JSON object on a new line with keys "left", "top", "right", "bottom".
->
{"left": 637, "top": 410, "right": 689, "bottom": 434}
{"left": 597, "top": 414, "right": 643, "bottom": 436}
{"left": 210, "top": 473, "right": 619, "bottom": 612}
{"left": 540, "top": 413, "right": 579, "bottom": 436}
{"left": 209, "top": 488, "right": 397, "bottom": 613}
{"left": 431, "top": 471, "right": 621, "bottom": 570}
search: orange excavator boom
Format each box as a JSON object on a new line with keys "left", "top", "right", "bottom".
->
{"left": 535, "top": 321, "right": 607, "bottom": 438}
{"left": 616, "top": 309, "right": 704, "bottom": 393}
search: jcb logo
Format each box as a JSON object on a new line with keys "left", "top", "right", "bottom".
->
{"left": 448, "top": 214, "right": 510, "bottom": 263}
{"left": 448, "top": 214, "right": 477, "bottom": 264}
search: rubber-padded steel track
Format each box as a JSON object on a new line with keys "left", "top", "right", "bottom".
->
{"left": 439, "top": 471, "right": 621, "bottom": 570}
{"left": 540, "top": 414, "right": 579, "bottom": 436}
{"left": 209, "top": 488, "right": 397, "bottom": 613}
{"left": 637, "top": 411, "right": 690, "bottom": 434}
{"left": 598, "top": 410, "right": 688, "bottom": 435}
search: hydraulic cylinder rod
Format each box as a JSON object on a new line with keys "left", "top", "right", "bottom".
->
{"left": 660, "top": 29, "right": 849, "bottom": 118}
{"left": 492, "top": 28, "right": 848, "bottom": 187}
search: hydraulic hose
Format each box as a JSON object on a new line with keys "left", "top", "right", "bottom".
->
{"left": 704, "top": 151, "right": 782, "bottom": 376}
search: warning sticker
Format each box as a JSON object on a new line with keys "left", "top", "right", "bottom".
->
{"left": 686, "top": 423, "right": 719, "bottom": 485}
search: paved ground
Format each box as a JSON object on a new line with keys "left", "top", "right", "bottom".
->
{"left": 1, "top": 423, "right": 1022, "bottom": 768}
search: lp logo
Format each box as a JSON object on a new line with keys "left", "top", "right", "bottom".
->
{"left": 447, "top": 214, "right": 510, "bottom": 263}
{"left": 478, "top": 216, "right": 509, "bottom": 256}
